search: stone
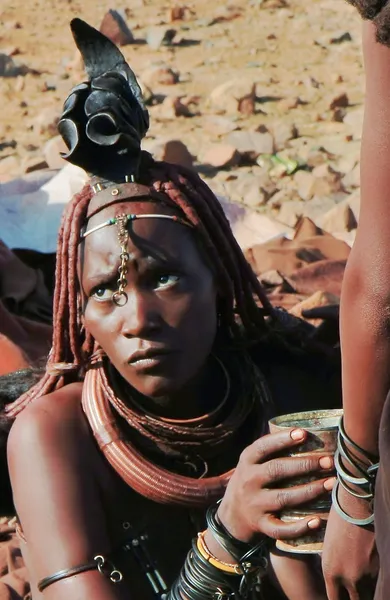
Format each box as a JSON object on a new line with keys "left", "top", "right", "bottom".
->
{"left": 22, "top": 156, "right": 49, "bottom": 173}
{"left": 277, "top": 96, "right": 300, "bottom": 111}
{"left": 161, "top": 96, "right": 192, "bottom": 118}
{"left": 148, "top": 139, "right": 193, "bottom": 168}
{"left": 303, "top": 195, "right": 339, "bottom": 222}
{"left": 142, "top": 65, "right": 179, "bottom": 86}
{"left": 202, "top": 144, "right": 241, "bottom": 168}
{"left": 317, "top": 202, "right": 357, "bottom": 233}
{"left": 259, "top": 270, "right": 284, "bottom": 286}
{"left": 329, "top": 92, "right": 349, "bottom": 110}
{"left": 344, "top": 189, "right": 360, "bottom": 222}
{"left": 330, "top": 31, "right": 352, "bottom": 44}
{"left": 99, "top": 10, "right": 134, "bottom": 46}
{"left": 146, "top": 26, "right": 177, "bottom": 50}
{"left": 271, "top": 121, "right": 297, "bottom": 151}
{"left": 277, "top": 200, "right": 304, "bottom": 228}
{"left": 227, "top": 171, "right": 277, "bottom": 206}
{"left": 342, "top": 163, "right": 360, "bottom": 189}
{"left": 293, "top": 170, "right": 317, "bottom": 201}
{"left": 311, "top": 163, "right": 344, "bottom": 195}
{"left": 208, "top": 80, "right": 256, "bottom": 114}
{"left": 0, "top": 155, "right": 19, "bottom": 179}
{"left": 290, "top": 291, "right": 340, "bottom": 327}
{"left": 343, "top": 107, "right": 364, "bottom": 137}
{"left": 0, "top": 53, "right": 29, "bottom": 77}
{"left": 43, "top": 135, "right": 68, "bottom": 169}
{"left": 169, "top": 5, "right": 191, "bottom": 21}
{"left": 32, "top": 108, "right": 59, "bottom": 137}
{"left": 203, "top": 116, "right": 238, "bottom": 136}
{"left": 227, "top": 130, "right": 274, "bottom": 158}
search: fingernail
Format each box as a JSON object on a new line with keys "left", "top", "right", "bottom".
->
{"left": 324, "top": 477, "right": 336, "bottom": 491}
{"left": 319, "top": 456, "right": 333, "bottom": 470}
{"left": 308, "top": 518, "right": 321, "bottom": 529}
{"left": 290, "top": 429, "right": 305, "bottom": 440}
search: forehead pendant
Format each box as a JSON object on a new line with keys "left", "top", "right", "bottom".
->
{"left": 112, "top": 214, "right": 130, "bottom": 307}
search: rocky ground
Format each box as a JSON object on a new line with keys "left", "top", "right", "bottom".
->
{"left": 0, "top": 0, "right": 363, "bottom": 238}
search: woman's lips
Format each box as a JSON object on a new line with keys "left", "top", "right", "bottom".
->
{"left": 127, "top": 350, "right": 176, "bottom": 371}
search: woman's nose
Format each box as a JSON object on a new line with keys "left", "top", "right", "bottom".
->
{"left": 120, "top": 289, "right": 162, "bottom": 338}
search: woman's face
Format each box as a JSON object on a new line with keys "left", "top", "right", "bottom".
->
{"left": 79, "top": 201, "right": 218, "bottom": 398}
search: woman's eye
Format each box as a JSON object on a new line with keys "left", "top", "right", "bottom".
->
{"left": 91, "top": 286, "right": 115, "bottom": 301}
{"left": 155, "top": 273, "right": 180, "bottom": 289}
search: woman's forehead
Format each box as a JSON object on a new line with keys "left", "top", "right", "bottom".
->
{"left": 80, "top": 201, "right": 196, "bottom": 272}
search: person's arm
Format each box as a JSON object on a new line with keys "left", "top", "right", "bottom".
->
{"left": 322, "top": 20, "right": 390, "bottom": 600}
{"left": 7, "top": 385, "right": 129, "bottom": 600}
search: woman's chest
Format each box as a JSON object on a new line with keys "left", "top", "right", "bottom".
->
{"left": 98, "top": 465, "right": 205, "bottom": 599}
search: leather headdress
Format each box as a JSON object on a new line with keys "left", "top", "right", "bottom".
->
{"left": 58, "top": 18, "right": 149, "bottom": 183}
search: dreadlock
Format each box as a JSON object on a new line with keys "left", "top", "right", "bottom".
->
{"left": 6, "top": 153, "right": 275, "bottom": 418}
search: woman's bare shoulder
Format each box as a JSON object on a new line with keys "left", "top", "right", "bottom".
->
{"left": 7, "top": 381, "right": 88, "bottom": 484}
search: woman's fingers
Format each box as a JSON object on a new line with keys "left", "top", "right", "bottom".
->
{"left": 260, "top": 454, "right": 334, "bottom": 485}
{"left": 260, "top": 513, "right": 325, "bottom": 541}
{"left": 261, "top": 477, "right": 336, "bottom": 512}
{"left": 240, "top": 429, "right": 309, "bottom": 465}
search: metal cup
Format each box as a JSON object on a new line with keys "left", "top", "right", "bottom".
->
{"left": 268, "top": 408, "right": 343, "bottom": 554}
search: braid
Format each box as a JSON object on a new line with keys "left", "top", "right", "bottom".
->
{"left": 6, "top": 156, "right": 274, "bottom": 417}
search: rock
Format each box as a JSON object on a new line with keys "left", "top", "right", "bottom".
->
{"left": 203, "top": 116, "right": 239, "bottom": 136}
{"left": 343, "top": 107, "right": 364, "bottom": 136}
{"left": 290, "top": 291, "right": 340, "bottom": 326}
{"left": 227, "top": 130, "right": 274, "bottom": 158}
{"left": 317, "top": 202, "right": 357, "bottom": 233}
{"left": 208, "top": 80, "right": 256, "bottom": 114}
{"left": 277, "top": 200, "right": 304, "bottom": 228}
{"left": 100, "top": 10, "right": 134, "bottom": 46}
{"left": 169, "top": 5, "right": 192, "bottom": 21}
{"left": 148, "top": 139, "right": 193, "bottom": 168}
{"left": 330, "top": 31, "right": 352, "bottom": 44}
{"left": 22, "top": 156, "right": 49, "bottom": 173}
{"left": 43, "top": 135, "right": 68, "bottom": 169}
{"left": 0, "top": 155, "right": 19, "bottom": 179}
{"left": 142, "top": 65, "right": 179, "bottom": 86}
{"left": 344, "top": 189, "right": 360, "bottom": 222}
{"left": 294, "top": 165, "right": 343, "bottom": 201}
{"left": 271, "top": 121, "right": 297, "bottom": 151}
{"left": 0, "top": 53, "right": 29, "bottom": 77}
{"left": 342, "top": 163, "right": 360, "bottom": 189}
{"left": 227, "top": 171, "right": 277, "bottom": 206}
{"left": 303, "top": 195, "right": 339, "bottom": 222}
{"left": 329, "top": 93, "right": 349, "bottom": 110}
{"left": 32, "top": 108, "right": 59, "bottom": 137}
{"left": 202, "top": 144, "right": 241, "bottom": 168}
{"left": 259, "top": 270, "right": 284, "bottom": 286}
{"left": 306, "top": 150, "right": 327, "bottom": 168}
{"left": 268, "top": 188, "right": 301, "bottom": 210}
{"left": 293, "top": 170, "right": 317, "bottom": 201}
{"left": 151, "top": 97, "right": 192, "bottom": 120}
{"left": 277, "top": 96, "right": 300, "bottom": 111}
{"left": 146, "top": 26, "right": 177, "bottom": 50}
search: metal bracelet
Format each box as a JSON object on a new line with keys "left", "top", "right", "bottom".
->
{"left": 332, "top": 481, "right": 374, "bottom": 527}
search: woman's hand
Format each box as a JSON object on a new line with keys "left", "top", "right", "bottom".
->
{"left": 322, "top": 493, "right": 378, "bottom": 600}
{"left": 217, "top": 428, "right": 335, "bottom": 543}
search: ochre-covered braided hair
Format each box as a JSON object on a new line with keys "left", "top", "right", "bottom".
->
{"left": 6, "top": 155, "right": 274, "bottom": 417}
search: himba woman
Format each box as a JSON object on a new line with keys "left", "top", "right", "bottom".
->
{"left": 4, "top": 19, "right": 341, "bottom": 600}
{"left": 322, "top": 3, "right": 390, "bottom": 600}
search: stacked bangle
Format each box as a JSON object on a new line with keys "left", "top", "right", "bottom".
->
{"left": 168, "top": 502, "right": 268, "bottom": 600}
{"left": 333, "top": 417, "right": 379, "bottom": 527}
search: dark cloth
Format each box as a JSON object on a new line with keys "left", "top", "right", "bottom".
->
{"left": 373, "top": 390, "right": 390, "bottom": 599}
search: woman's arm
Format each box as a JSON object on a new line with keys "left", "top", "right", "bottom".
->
{"left": 322, "top": 19, "right": 390, "bottom": 600}
{"left": 7, "top": 384, "right": 128, "bottom": 600}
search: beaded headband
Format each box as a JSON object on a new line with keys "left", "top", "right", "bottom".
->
{"left": 82, "top": 212, "right": 193, "bottom": 239}
{"left": 82, "top": 212, "right": 193, "bottom": 307}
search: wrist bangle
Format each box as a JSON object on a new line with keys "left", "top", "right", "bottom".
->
{"left": 197, "top": 532, "right": 243, "bottom": 575}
